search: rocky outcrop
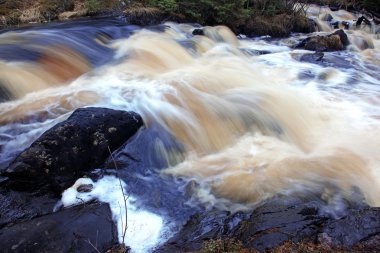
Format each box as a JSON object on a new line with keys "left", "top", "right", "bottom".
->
{"left": 297, "top": 29, "right": 349, "bottom": 52}
{"left": 0, "top": 202, "right": 118, "bottom": 253}
{"left": 3, "top": 107, "right": 143, "bottom": 194}
{"left": 157, "top": 195, "right": 380, "bottom": 252}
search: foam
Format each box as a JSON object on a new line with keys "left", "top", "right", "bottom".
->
{"left": 61, "top": 176, "right": 167, "bottom": 253}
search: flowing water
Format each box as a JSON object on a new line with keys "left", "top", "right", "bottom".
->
{"left": 1, "top": 7, "right": 380, "bottom": 252}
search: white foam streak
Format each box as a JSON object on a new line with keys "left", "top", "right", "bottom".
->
{"left": 61, "top": 176, "right": 168, "bottom": 253}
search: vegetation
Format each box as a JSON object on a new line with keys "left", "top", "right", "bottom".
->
{"left": 200, "top": 238, "right": 253, "bottom": 253}
{"left": 40, "top": 0, "right": 74, "bottom": 20}
{"left": 139, "top": 0, "right": 313, "bottom": 36}
{"left": 362, "top": 0, "right": 380, "bottom": 13}
{"left": 0, "top": 0, "right": 379, "bottom": 36}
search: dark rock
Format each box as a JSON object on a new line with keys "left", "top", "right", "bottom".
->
{"left": 322, "top": 13, "right": 334, "bottom": 22}
{"left": 332, "top": 29, "right": 349, "bottom": 47}
{"left": 241, "top": 48, "right": 272, "bottom": 56}
{"left": 323, "top": 208, "right": 380, "bottom": 248}
{"left": 300, "top": 52, "right": 324, "bottom": 64}
{"left": 0, "top": 189, "right": 58, "bottom": 228}
{"left": 0, "top": 202, "right": 117, "bottom": 253}
{"left": 3, "top": 107, "right": 143, "bottom": 194}
{"left": 158, "top": 192, "right": 379, "bottom": 253}
{"left": 353, "top": 234, "right": 380, "bottom": 251}
{"left": 331, "top": 20, "right": 340, "bottom": 29}
{"left": 233, "top": 199, "right": 326, "bottom": 252}
{"left": 297, "top": 29, "right": 349, "bottom": 52}
{"left": 329, "top": 5, "right": 340, "bottom": 12}
{"left": 0, "top": 82, "right": 13, "bottom": 103}
{"left": 102, "top": 124, "right": 196, "bottom": 223}
{"left": 299, "top": 51, "right": 356, "bottom": 69}
{"left": 192, "top": 28, "right": 204, "bottom": 36}
{"left": 356, "top": 16, "right": 372, "bottom": 27}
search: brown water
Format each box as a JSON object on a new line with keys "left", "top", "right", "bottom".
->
{"left": 1, "top": 9, "right": 380, "bottom": 212}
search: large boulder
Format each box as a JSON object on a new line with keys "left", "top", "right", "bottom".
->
{"left": 297, "top": 29, "right": 349, "bottom": 52}
{"left": 3, "top": 107, "right": 143, "bottom": 194}
{"left": 0, "top": 202, "right": 118, "bottom": 253}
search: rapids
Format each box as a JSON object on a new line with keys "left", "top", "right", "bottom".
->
{"left": 1, "top": 6, "right": 380, "bottom": 251}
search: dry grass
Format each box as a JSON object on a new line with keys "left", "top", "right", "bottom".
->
{"left": 197, "top": 238, "right": 256, "bottom": 253}
{"left": 19, "top": 6, "right": 43, "bottom": 23}
{"left": 243, "top": 14, "right": 294, "bottom": 37}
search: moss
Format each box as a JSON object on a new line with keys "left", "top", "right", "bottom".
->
{"left": 199, "top": 238, "right": 254, "bottom": 253}
{"left": 85, "top": 0, "right": 123, "bottom": 15}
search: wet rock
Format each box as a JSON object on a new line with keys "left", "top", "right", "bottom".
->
{"left": 356, "top": 16, "right": 372, "bottom": 27}
{"left": 192, "top": 28, "right": 204, "bottom": 36}
{"left": 241, "top": 48, "right": 272, "bottom": 56}
{"left": 102, "top": 124, "right": 195, "bottom": 223}
{"left": 0, "top": 82, "right": 13, "bottom": 102}
{"left": 297, "top": 29, "right": 349, "bottom": 52}
{"left": 158, "top": 194, "right": 379, "bottom": 252}
{"left": 299, "top": 51, "right": 356, "bottom": 69}
{"left": 0, "top": 189, "right": 58, "bottom": 228}
{"left": 300, "top": 52, "right": 324, "bottom": 64}
{"left": 322, "top": 13, "right": 334, "bottom": 22}
{"left": 156, "top": 210, "right": 248, "bottom": 252}
{"left": 342, "top": 21, "right": 350, "bottom": 29}
{"left": 234, "top": 199, "right": 326, "bottom": 252}
{"left": 3, "top": 107, "right": 143, "bottom": 194}
{"left": 323, "top": 208, "right": 380, "bottom": 248}
{"left": 0, "top": 202, "right": 117, "bottom": 253}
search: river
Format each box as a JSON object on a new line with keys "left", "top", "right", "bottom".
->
{"left": 0, "top": 5, "right": 380, "bottom": 252}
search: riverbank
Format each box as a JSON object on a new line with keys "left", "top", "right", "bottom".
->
{"left": 1, "top": 0, "right": 377, "bottom": 37}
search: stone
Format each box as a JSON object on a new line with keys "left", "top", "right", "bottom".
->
{"left": 3, "top": 107, "right": 143, "bottom": 194}
{"left": 0, "top": 202, "right": 117, "bottom": 253}
{"left": 297, "top": 29, "right": 349, "bottom": 52}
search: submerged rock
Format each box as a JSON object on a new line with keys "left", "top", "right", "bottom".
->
{"left": 0, "top": 202, "right": 117, "bottom": 253}
{"left": 192, "top": 28, "right": 204, "bottom": 36}
{"left": 297, "top": 29, "right": 349, "bottom": 52}
{"left": 3, "top": 107, "right": 143, "bottom": 194}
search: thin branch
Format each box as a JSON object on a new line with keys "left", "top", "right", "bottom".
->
{"left": 107, "top": 146, "right": 128, "bottom": 245}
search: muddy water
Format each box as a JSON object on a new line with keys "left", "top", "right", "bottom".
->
{"left": 0, "top": 9, "right": 380, "bottom": 251}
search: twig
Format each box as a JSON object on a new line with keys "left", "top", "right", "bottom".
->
{"left": 86, "top": 238, "right": 101, "bottom": 253}
{"left": 74, "top": 233, "right": 101, "bottom": 253}
{"left": 107, "top": 146, "right": 128, "bottom": 245}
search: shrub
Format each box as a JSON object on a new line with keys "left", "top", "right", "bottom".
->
{"left": 147, "top": 0, "right": 178, "bottom": 13}
{"left": 86, "top": 0, "right": 98, "bottom": 14}
{"left": 177, "top": 0, "right": 249, "bottom": 30}
{"left": 362, "top": 0, "right": 380, "bottom": 12}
